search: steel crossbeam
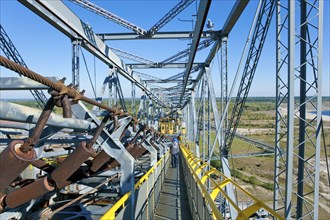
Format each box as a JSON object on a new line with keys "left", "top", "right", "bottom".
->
{"left": 146, "top": 0, "right": 195, "bottom": 37}
{"left": 68, "top": 0, "right": 147, "bottom": 36}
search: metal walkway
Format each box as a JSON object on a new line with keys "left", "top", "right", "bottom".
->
{"left": 153, "top": 161, "right": 192, "bottom": 220}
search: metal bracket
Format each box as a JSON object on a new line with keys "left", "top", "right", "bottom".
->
{"left": 71, "top": 102, "right": 134, "bottom": 195}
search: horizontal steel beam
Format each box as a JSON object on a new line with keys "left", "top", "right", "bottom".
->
{"left": 0, "top": 77, "right": 57, "bottom": 90}
{"left": 127, "top": 62, "right": 203, "bottom": 69}
{"left": 0, "top": 101, "right": 96, "bottom": 131}
{"left": 96, "top": 31, "right": 217, "bottom": 40}
{"left": 143, "top": 79, "right": 192, "bottom": 83}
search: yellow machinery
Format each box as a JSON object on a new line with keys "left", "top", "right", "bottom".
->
{"left": 159, "top": 117, "right": 177, "bottom": 135}
{"left": 159, "top": 117, "right": 186, "bottom": 135}
{"left": 159, "top": 117, "right": 176, "bottom": 134}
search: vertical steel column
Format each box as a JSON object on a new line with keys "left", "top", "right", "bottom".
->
{"left": 138, "top": 94, "right": 147, "bottom": 124}
{"left": 148, "top": 99, "right": 153, "bottom": 127}
{"left": 220, "top": 37, "right": 228, "bottom": 154}
{"left": 72, "top": 39, "right": 81, "bottom": 88}
{"left": 131, "top": 82, "right": 136, "bottom": 115}
{"left": 274, "top": 0, "right": 323, "bottom": 219}
{"left": 202, "top": 74, "right": 206, "bottom": 161}
{"left": 190, "top": 90, "right": 199, "bottom": 157}
{"left": 108, "top": 68, "right": 118, "bottom": 107}
{"left": 187, "top": 103, "right": 193, "bottom": 143}
{"left": 296, "top": 1, "right": 307, "bottom": 217}
{"left": 205, "top": 67, "right": 237, "bottom": 219}
{"left": 273, "top": 0, "right": 283, "bottom": 212}
{"left": 207, "top": 79, "right": 211, "bottom": 192}
{"left": 284, "top": 1, "right": 295, "bottom": 217}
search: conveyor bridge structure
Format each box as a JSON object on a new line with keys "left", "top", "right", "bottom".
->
{"left": 0, "top": 0, "right": 325, "bottom": 219}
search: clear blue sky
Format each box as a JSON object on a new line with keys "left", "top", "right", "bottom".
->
{"left": 0, "top": 0, "right": 329, "bottom": 101}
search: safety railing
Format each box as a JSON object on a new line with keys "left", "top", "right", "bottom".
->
{"left": 180, "top": 145, "right": 283, "bottom": 220}
{"left": 101, "top": 151, "right": 170, "bottom": 219}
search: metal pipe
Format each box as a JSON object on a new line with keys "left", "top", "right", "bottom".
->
{"left": 5, "top": 177, "right": 54, "bottom": 209}
{"left": 20, "top": 97, "right": 55, "bottom": 152}
{"left": 0, "top": 140, "right": 36, "bottom": 192}
{"left": 89, "top": 150, "right": 112, "bottom": 173}
{"left": 61, "top": 95, "right": 72, "bottom": 118}
{"left": 51, "top": 141, "right": 94, "bottom": 188}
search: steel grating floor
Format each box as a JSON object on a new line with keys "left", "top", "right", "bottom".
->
{"left": 153, "top": 162, "right": 192, "bottom": 220}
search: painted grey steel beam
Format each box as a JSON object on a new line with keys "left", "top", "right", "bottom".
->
{"left": 0, "top": 77, "right": 57, "bottom": 90}
{"left": 19, "top": 0, "right": 167, "bottom": 108}
{"left": 146, "top": 0, "right": 195, "bottom": 36}
{"left": 142, "top": 79, "right": 193, "bottom": 84}
{"left": 142, "top": 136, "right": 158, "bottom": 166}
{"left": 181, "top": 1, "right": 249, "bottom": 108}
{"left": 221, "top": 0, "right": 249, "bottom": 35}
{"left": 127, "top": 62, "right": 203, "bottom": 69}
{"left": 68, "top": 0, "right": 146, "bottom": 36}
{"left": 110, "top": 46, "right": 157, "bottom": 67}
{"left": 97, "top": 31, "right": 216, "bottom": 41}
{"left": 72, "top": 102, "right": 135, "bottom": 196}
{"left": 180, "top": 0, "right": 211, "bottom": 106}
{"left": 205, "top": 68, "right": 237, "bottom": 219}
{"left": 0, "top": 101, "right": 96, "bottom": 131}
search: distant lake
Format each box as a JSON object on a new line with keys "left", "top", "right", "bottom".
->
{"left": 309, "top": 110, "right": 330, "bottom": 116}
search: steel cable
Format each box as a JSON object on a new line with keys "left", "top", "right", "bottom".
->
{"left": 0, "top": 55, "right": 119, "bottom": 114}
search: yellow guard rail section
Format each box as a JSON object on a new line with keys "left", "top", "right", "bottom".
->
{"left": 181, "top": 145, "right": 284, "bottom": 220}
{"left": 101, "top": 151, "right": 169, "bottom": 220}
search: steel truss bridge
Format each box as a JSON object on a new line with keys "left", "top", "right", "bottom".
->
{"left": 0, "top": 0, "right": 325, "bottom": 219}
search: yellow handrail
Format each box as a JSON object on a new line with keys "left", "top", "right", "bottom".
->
{"left": 181, "top": 145, "right": 284, "bottom": 220}
{"left": 101, "top": 151, "right": 170, "bottom": 220}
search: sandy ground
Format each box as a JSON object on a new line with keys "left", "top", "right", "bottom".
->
{"left": 279, "top": 107, "right": 330, "bottom": 122}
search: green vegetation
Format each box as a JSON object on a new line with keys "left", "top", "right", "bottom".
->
{"left": 231, "top": 169, "right": 273, "bottom": 190}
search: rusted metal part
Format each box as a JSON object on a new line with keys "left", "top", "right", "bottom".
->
{"left": 10, "top": 177, "right": 34, "bottom": 188}
{"left": 113, "top": 116, "right": 119, "bottom": 132}
{"left": 150, "top": 141, "right": 159, "bottom": 151}
{"left": 87, "top": 114, "right": 112, "bottom": 149}
{"left": 42, "top": 173, "right": 119, "bottom": 220}
{"left": 0, "top": 195, "right": 6, "bottom": 213}
{"left": 56, "top": 157, "right": 66, "bottom": 164}
{"left": 66, "top": 166, "right": 90, "bottom": 183}
{"left": 135, "top": 144, "right": 148, "bottom": 158}
{"left": 107, "top": 159, "right": 120, "bottom": 170}
{"left": 32, "top": 159, "right": 56, "bottom": 173}
{"left": 5, "top": 177, "right": 55, "bottom": 209}
{"left": 0, "top": 140, "right": 36, "bottom": 193}
{"left": 129, "top": 144, "right": 147, "bottom": 159}
{"left": 51, "top": 142, "right": 94, "bottom": 188}
{"left": 20, "top": 98, "right": 55, "bottom": 152}
{"left": 0, "top": 55, "right": 119, "bottom": 114}
{"left": 61, "top": 95, "right": 72, "bottom": 118}
{"left": 81, "top": 114, "right": 114, "bottom": 173}
{"left": 89, "top": 151, "right": 112, "bottom": 173}
{"left": 119, "top": 128, "right": 128, "bottom": 141}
